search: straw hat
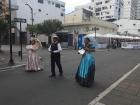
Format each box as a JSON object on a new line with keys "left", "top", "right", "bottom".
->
{"left": 52, "top": 34, "right": 58, "bottom": 38}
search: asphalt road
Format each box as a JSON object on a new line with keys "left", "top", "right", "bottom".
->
{"left": 0, "top": 49, "right": 140, "bottom": 105}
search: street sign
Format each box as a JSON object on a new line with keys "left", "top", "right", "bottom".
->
{"left": 14, "top": 18, "right": 26, "bottom": 60}
{"left": 14, "top": 18, "right": 26, "bottom": 23}
{"left": 92, "top": 27, "right": 99, "bottom": 31}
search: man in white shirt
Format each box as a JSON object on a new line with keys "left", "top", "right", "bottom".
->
{"left": 48, "top": 36, "right": 63, "bottom": 77}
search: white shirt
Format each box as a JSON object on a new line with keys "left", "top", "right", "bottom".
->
{"left": 48, "top": 43, "right": 62, "bottom": 53}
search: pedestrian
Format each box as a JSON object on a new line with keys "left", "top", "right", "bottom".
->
{"left": 75, "top": 37, "right": 96, "bottom": 87}
{"left": 48, "top": 35, "right": 63, "bottom": 77}
{"left": 26, "top": 39, "right": 43, "bottom": 72}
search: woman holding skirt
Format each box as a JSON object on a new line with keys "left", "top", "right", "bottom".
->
{"left": 26, "top": 39, "right": 42, "bottom": 72}
{"left": 75, "top": 38, "right": 96, "bottom": 87}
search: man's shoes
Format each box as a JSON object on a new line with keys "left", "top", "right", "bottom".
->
{"left": 49, "top": 75, "right": 56, "bottom": 78}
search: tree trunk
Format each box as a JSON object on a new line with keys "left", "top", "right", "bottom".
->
{"left": 48, "top": 35, "right": 52, "bottom": 45}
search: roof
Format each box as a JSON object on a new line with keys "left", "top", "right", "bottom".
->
{"left": 64, "top": 19, "right": 117, "bottom": 29}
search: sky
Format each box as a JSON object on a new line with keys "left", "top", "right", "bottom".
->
{"left": 60, "top": 0, "right": 91, "bottom": 14}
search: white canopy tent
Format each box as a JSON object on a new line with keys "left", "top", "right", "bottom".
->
{"left": 85, "top": 33, "right": 140, "bottom": 40}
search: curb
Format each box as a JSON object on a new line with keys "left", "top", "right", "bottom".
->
{"left": 0, "top": 64, "right": 26, "bottom": 71}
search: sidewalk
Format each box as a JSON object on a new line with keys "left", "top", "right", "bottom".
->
{"left": 0, "top": 46, "right": 26, "bottom": 70}
{"left": 93, "top": 64, "right": 140, "bottom": 105}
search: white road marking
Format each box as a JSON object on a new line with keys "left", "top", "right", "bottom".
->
{"left": 0, "top": 64, "right": 26, "bottom": 72}
{"left": 95, "top": 102, "right": 105, "bottom": 105}
{"left": 88, "top": 63, "right": 140, "bottom": 105}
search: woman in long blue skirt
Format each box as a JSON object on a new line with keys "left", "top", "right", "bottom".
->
{"left": 75, "top": 38, "right": 96, "bottom": 87}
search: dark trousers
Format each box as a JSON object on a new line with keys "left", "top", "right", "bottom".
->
{"left": 51, "top": 53, "right": 63, "bottom": 75}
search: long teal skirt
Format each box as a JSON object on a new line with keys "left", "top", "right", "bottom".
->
{"left": 75, "top": 52, "right": 95, "bottom": 87}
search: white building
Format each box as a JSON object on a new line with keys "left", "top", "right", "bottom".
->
{"left": 92, "top": 0, "right": 124, "bottom": 21}
{"left": 75, "top": 0, "right": 124, "bottom": 21}
{"left": 114, "top": 19, "right": 140, "bottom": 36}
{"left": 136, "top": 0, "right": 140, "bottom": 20}
{"left": 9, "top": 0, "right": 65, "bottom": 44}
{"left": 122, "top": 0, "right": 137, "bottom": 19}
{"left": 12, "top": 0, "right": 65, "bottom": 31}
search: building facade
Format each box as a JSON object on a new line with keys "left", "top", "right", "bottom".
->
{"left": 64, "top": 8, "right": 117, "bottom": 35}
{"left": 4, "top": 0, "right": 65, "bottom": 44}
{"left": 136, "top": 0, "right": 140, "bottom": 20}
{"left": 12, "top": 0, "right": 65, "bottom": 31}
{"left": 122, "top": 0, "right": 137, "bottom": 19}
{"left": 114, "top": 19, "right": 140, "bottom": 36}
{"left": 75, "top": 0, "right": 124, "bottom": 21}
{"left": 92, "top": 0, "right": 124, "bottom": 21}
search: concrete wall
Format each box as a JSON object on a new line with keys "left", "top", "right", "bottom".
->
{"left": 11, "top": 0, "right": 65, "bottom": 32}
{"left": 114, "top": 19, "right": 140, "bottom": 36}
{"left": 64, "top": 9, "right": 83, "bottom": 24}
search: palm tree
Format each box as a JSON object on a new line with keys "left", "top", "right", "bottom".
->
{"left": 0, "top": 19, "right": 9, "bottom": 51}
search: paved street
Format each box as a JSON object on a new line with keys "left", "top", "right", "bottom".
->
{"left": 0, "top": 49, "right": 140, "bottom": 105}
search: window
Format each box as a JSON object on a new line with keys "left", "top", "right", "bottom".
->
{"left": 38, "top": 0, "right": 43, "bottom": 4}
{"left": 95, "top": 8, "right": 101, "bottom": 12}
{"left": 55, "top": 3, "right": 60, "bottom": 8}
{"left": 96, "top": 2, "right": 102, "bottom": 5}
{"left": 104, "top": 11, "right": 109, "bottom": 14}
{"left": 106, "top": 16, "right": 111, "bottom": 18}
{"left": 102, "top": 6, "right": 108, "bottom": 10}
{"left": 52, "top": 2, "right": 54, "bottom": 5}
{"left": 61, "top": 5, "right": 65, "bottom": 8}
{"left": 48, "top": 1, "right": 51, "bottom": 4}
{"left": 61, "top": 13, "right": 64, "bottom": 16}
{"left": 105, "top": 0, "right": 110, "bottom": 3}
{"left": 38, "top": 9, "right": 41, "bottom": 12}
{"left": 96, "top": 13, "right": 100, "bottom": 16}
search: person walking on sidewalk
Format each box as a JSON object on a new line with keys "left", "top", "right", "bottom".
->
{"left": 26, "top": 39, "right": 42, "bottom": 72}
{"left": 48, "top": 35, "right": 63, "bottom": 77}
{"left": 75, "top": 38, "right": 96, "bottom": 87}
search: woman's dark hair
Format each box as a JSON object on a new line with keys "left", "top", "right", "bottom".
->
{"left": 85, "top": 37, "right": 90, "bottom": 42}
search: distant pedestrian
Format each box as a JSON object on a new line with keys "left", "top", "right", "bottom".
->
{"left": 48, "top": 35, "right": 63, "bottom": 77}
{"left": 26, "top": 38, "right": 42, "bottom": 72}
{"left": 112, "top": 40, "right": 117, "bottom": 49}
{"left": 75, "top": 38, "right": 96, "bottom": 87}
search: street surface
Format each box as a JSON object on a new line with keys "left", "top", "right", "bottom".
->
{"left": 0, "top": 49, "right": 140, "bottom": 105}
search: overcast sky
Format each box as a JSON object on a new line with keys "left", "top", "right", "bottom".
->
{"left": 61, "top": 0, "right": 91, "bottom": 14}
